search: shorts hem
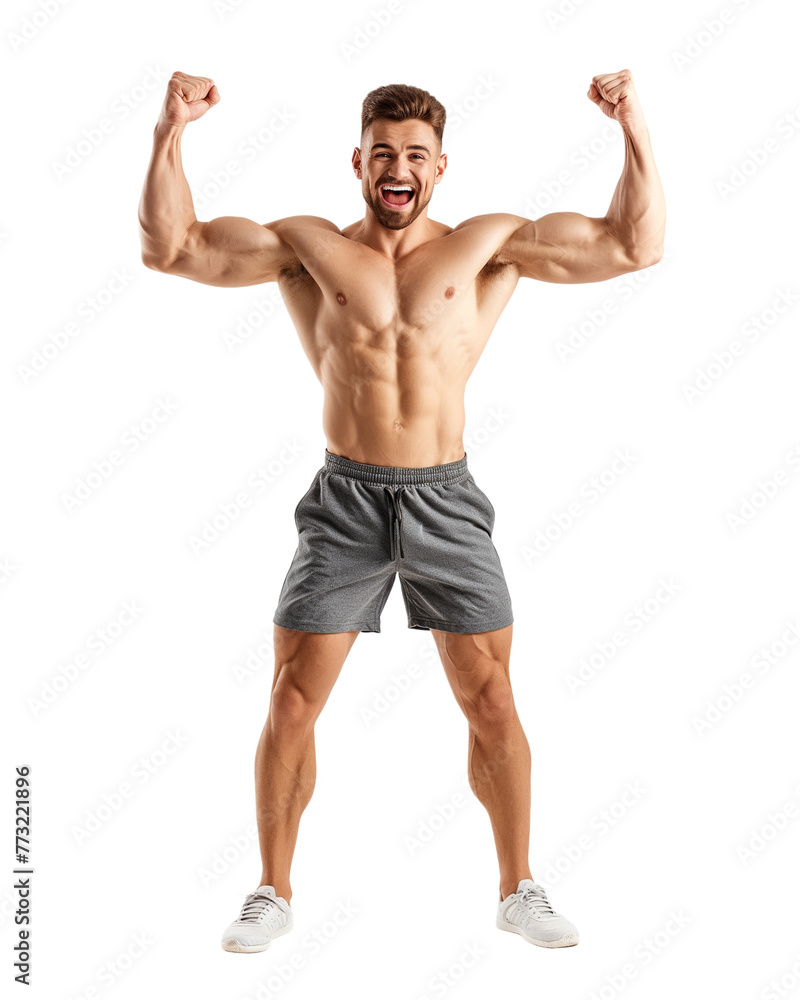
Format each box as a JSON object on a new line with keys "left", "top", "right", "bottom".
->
{"left": 407, "top": 614, "right": 514, "bottom": 634}
{"left": 273, "top": 616, "right": 380, "bottom": 634}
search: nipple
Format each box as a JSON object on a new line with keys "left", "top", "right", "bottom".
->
{"left": 336, "top": 292, "right": 347, "bottom": 305}
{"left": 445, "top": 286, "right": 455, "bottom": 298}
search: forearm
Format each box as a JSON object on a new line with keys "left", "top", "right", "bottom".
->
{"left": 605, "top": 126, "right": 666, "bottom": 264}
{"left": 138, "top": 122, "right": 197, "bottom": 267}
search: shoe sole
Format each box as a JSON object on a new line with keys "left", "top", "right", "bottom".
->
{"left": 496, "top": 915, "right": 579, "bottom": 948}
{"left": 221, "top": 912, "right": 294, "bottom": 953}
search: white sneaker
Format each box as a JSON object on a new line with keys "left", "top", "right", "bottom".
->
{"left": 221, "top": 884, "right": 293, "bottom": 953}
{"left": 497, "top": 879, "right": 579, "bottom": 948}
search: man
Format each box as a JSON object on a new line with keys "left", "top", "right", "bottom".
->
{"left": 138, "top": 69, "right": 665, "bottom": 952}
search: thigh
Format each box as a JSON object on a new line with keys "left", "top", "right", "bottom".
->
{"left": 430, "top": 624, "right": 514, "bottom": 709}
{"left": 271, "top": 624, "right": 360, "bottom": 713}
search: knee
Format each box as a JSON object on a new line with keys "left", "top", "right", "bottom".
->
{"left": 463, "top": 674, "right": 517, "bottom": 731}
{"left": 268, "top": 676, "right": 319, "bottom": 730}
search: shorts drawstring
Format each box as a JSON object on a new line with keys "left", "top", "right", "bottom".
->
{"left": 383, "top": 485, "right": 406, "bottom": 559}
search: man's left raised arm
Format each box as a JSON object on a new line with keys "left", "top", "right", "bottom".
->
{"left": 502, "top": 69, "right": 666, "bottom": 284}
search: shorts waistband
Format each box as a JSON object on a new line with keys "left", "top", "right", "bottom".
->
{"left": 324, "top": 448, "right": 470, "bottom": 485}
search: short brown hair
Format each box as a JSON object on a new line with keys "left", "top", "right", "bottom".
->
{"left": 361, "top": 83, "right": 446, "bottom": 148}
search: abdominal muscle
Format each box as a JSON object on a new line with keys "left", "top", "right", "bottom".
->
{"left": 318, "top": 325, "right": 471, "bottom": 469}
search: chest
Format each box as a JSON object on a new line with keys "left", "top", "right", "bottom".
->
{"left": 283, "top": 249, "right": 480, "bottom": 334}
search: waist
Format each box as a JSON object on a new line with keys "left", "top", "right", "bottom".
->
{"left": 324, "top": 448, "right": 469, "bottom": 485}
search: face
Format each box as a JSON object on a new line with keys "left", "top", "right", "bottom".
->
{"left": 353, "top": 118, "right": 446, "bottom": 230}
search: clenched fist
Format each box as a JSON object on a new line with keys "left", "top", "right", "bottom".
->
{"left": 158, "top": 71, "right": 220, "bottom": 127}
{"left": 588, "top": 70, "right": 646, "bottom": 134}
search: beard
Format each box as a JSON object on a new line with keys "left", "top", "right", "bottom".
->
{"left": 364, "top": 184, "right": 432, "bottom": 230}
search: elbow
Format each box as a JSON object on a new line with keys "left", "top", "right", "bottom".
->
{"left": 140, "top": 247, "right": 178, "bottom": 273}
{"left": 141, "top": 252, "right": 164, "bottom": 272}
{"left": 626, "top": 244, "right": 663, "bottom": 270}
{"left": 138, "top": 223, "right": 181, "bottom": 273}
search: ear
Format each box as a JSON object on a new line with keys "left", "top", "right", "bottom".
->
{"left": 352, "top": 146, "right": 363, "bottom": 179}
{"left": 434, "top": 151, "right": 447, "bottom": 184}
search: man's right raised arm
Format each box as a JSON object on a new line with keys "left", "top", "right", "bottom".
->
{"left": 138, "top": 71, "right": 295, "bottom": 287}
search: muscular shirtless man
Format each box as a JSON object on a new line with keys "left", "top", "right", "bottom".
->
{"left": 138, "top": 70, "right": 665, "bottom": 953}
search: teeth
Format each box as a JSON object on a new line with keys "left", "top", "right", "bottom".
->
{"left": 382, "top": 185, "right": 413, "bottom": 192}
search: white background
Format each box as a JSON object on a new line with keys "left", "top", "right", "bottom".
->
{"left": 3, "top": 0, "right": 800, "bottom": 997}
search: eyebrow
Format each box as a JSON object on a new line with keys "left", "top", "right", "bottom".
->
{"left": 370, "top": 142, "right": 431, "bottom": 154}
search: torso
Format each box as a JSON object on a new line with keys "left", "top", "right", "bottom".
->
{"left": 272, "top": 214, "right": 522, "bottom": 467}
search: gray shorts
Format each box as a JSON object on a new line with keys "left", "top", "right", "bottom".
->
{"left": 273, "top": 449, "right": 514, "bottom": 634}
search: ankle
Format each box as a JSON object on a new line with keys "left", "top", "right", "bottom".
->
{"left": 259, "top": 883, "right": 291, "bottom": 903}
{"left": 500, "top": 874, "right": 533, "bottom": 900}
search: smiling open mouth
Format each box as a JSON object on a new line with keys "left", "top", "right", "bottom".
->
{"left": 380, "top": 184, "right": 414, "bottom": 207}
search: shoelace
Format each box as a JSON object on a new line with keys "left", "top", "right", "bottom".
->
{"left": 515, "top": 883, "right": 558, "bottom": 921}
{"left": 236, "top": 891, "right": 285, "bottom": 929}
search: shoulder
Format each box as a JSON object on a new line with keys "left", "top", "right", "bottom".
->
{"left": 452, "top": 212, "right": 528, "bottom": 240}
{"left": 450, "top": 213, "right": 530, "bottom": 277}
{"left": 265, "top": 215, "right": 342, "bottom": 238}
{"left": 263, "top": 217, "right": 343, "bottom": 281}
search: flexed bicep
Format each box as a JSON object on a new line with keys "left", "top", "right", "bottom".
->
{"left": 163, "top": 216, "right": 299, "bottom": 287}
{"left": 501, "top": 212, "right": 644, "bottom": 284}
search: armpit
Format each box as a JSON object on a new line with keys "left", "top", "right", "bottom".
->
{"left": 479, "top": 247, "right": 518, "bottom": 280}
{"left": 279, "top": 259, "right": 310, "bottom": 282}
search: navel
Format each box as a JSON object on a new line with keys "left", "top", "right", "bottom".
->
{"left": 445, "top": 286, "right": 455, "bottom": 298}
{"left": 336, "top": 292, "right": 347, "bottom": 305}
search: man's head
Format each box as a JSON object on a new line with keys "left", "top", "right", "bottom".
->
{"left": 354, "top": 83, "right": 447, "bottom": 230}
